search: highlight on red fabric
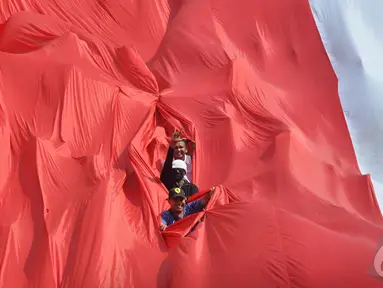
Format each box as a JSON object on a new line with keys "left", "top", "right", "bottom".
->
{"left": 0, "top": 0, "right": 382, "bottom": 287}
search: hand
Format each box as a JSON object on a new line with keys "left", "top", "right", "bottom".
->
{"left": 209, "top": 186, "right": 216, "bottom": 197}
{"left": 172, "top": 128, "right": 182, "bottom": 140}
{"left": 160, "top": 224, "right": 167, "bottom": 231}
{"left": 201, "top": 187, "right": 215, "bottom": 207}
{"left": 171, "top": 128, "right": 187, "bottom": 147}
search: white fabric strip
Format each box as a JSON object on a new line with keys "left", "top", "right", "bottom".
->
{"left": 309, "top": 0, "right": 383, "bottom": 209}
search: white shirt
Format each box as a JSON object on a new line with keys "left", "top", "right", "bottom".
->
{"left": 179, "top": 154, "right": 193, "bottom": 183}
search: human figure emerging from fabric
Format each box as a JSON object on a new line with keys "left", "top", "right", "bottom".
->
{"left": 160, "top": 186, "right": 215, "bottom": 231}
{"left": 160, "top": 129, "right": 198, "bottom": 198}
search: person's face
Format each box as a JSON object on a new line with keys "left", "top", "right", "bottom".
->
{"left": 168, "top": 197, "right": 186, "bottom": 213}
{"left": 174, "top": 141, "right": 187, "bottom": 160}
{"left": 172, "top": 168, "right": 186, "bottom": 181}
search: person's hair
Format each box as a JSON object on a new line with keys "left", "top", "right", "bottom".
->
{"left": 180, "top": 139, "right": 188, "bottom": 145}
{"left": 175, "top": 139, "right": 188, "bottom": 146}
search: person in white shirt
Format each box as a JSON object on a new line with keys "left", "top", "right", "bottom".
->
{"left": 170, "top": 138, "right": 193, "bottom": 182}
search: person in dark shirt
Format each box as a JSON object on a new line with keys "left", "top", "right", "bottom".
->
{"left": 160, "top": 187, "right": 215, "bottom": 231}
{"left": 169, "top": 159, "right": 198, "bottom": 199}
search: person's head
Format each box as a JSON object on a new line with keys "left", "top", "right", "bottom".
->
{"left": 173, "top": 139, "right": 188, "bottom": 160}
{"left": 172, "top": 159, "right": 187, "bottom": 182}
{"left": 168, "top": 187, "right": 187, "bottom": 213}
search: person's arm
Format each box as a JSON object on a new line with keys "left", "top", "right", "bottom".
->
{"left": 200, "top": 187, "right": 215, "bottom": 207}
{"left": 185, "top": 187, "right": 215, "bottom": 215}
{"left": 160, "top": 212, "right": 168, "bottom": 231}
{"left": 184, "top": 187, "right": 215, "bottom": 216}
{"left": 184, "top": 200, "right": 204, "bottom": 216}
{"left": 160, "top": 146, "right": 174, "bottom": 190}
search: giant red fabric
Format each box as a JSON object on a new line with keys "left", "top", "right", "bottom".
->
{"left": 0, "top": 0, "right": 382, "bottom": 287}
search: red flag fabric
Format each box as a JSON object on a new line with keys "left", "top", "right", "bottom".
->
{"left": 0, "top": 0, "right": 382, "bottom": 287}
